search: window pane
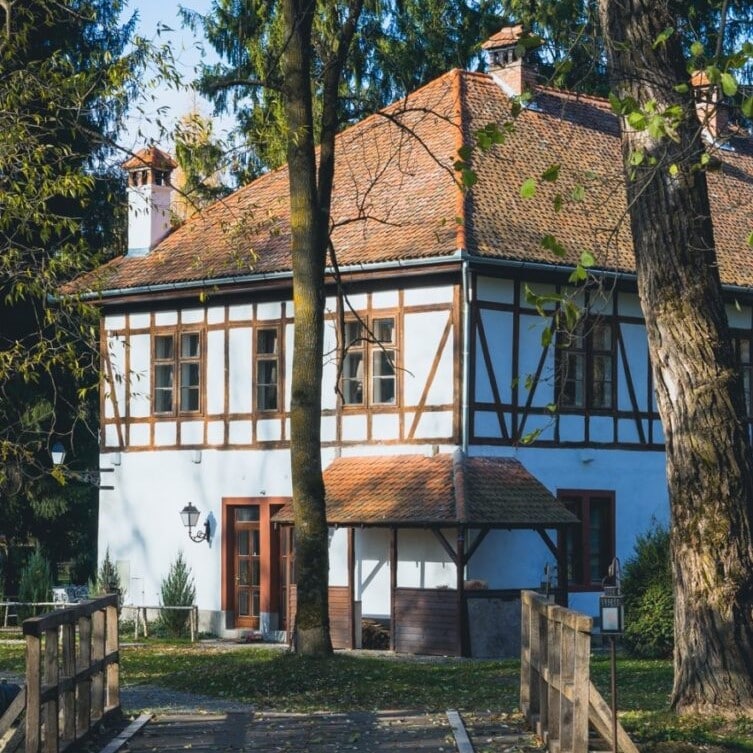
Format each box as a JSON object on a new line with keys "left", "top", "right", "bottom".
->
{"left": 155, "top": 364, "right": 173, "bottom": 389}
{"left": 236, "top": 507, "right": 260, "bottom": 522}
{"left": 237, "top": 531, "right": 249, "bottom": 556}
{"left": 592, "top": 321, "right": 612, "bottom": 351}
{"left": 239, "top": 590, "right": 249, "bottom": 616}
{"left": 258, "top": 385, "right": 278, "bottom": 411}
{"left": 155, "top": 335, "right": 174, "bottom": 359}
{"left": 592, "top": 355, "right": 613, "bottom": 409}
{"left": 342, "top": 352, "right": 364, "bottom": 404}
{"left": 180, "top": 363, "right": 200, "bottom": 411}
{"left": 154, "top": 388, "right": 173, "bottom": 413}
{"left": 372, "top": 350, "right": 396, "bottom": 404}
{"left": 251, "top": 590, "right": 260, "bottom": 616}
{"left": 589, "top": 497, "right": 612, "bottom": 584}
{"left": 345, "top": 321, "right": 364, "bottom": 346}
{"left": 374, "top": 318, "right": 394, "bottom": 344}
{"left": 562, "top": 353, "right": 585, "bottom": 407}
{"left": 181, "top": 333, "right": 200, "bottom": 358}
{"left": 257, "top": 329, "right": 277, "bottom": 355}
{"left": 238, "top": 560, "right": 249, "bottom": 585}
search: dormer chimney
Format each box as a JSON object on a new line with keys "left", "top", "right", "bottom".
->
{"left": 482, "top": 24, "right": 530, "bottom": 97}
{"left": 122, "top": 146, "right": 177, "bottom": 256}
{"left": 690, "top": 70, "right": 728, "bottom": 142}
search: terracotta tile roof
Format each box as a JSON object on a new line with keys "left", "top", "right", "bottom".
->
{"left": 67, "top": 67, "right": 753, "bottom": 295}
{"left": 272, "top": 450, "right": 578, "bottom": 527}
{"left": 121, "top": 145, "right": 177, "bottom": 171}
{"left": 481, "top": 24, "right": 523, "bottom": 49}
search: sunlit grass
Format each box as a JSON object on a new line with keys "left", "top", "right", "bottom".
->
{"left": 1, "top": 639, "right": 751, "bottom": 749}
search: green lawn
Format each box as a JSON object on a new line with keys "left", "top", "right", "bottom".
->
{"left": 0, "top": 639, "right": 751, "bottom": 750}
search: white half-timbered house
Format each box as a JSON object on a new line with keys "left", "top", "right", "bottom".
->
{"left": 66, "top": 27, "right": 753, "bottom": 656}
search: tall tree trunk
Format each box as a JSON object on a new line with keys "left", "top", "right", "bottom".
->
{"left": 599, "top": 0, "right": 753, "bottom": 713}
{"left": 281, "top": 0, "right": 331, "bottom": 656}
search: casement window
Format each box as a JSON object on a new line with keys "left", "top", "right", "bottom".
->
{"left": 341, "top": 317, "right": 397, "bottom": 406}
{"left": 153, "top": 331, "right": 201, "bottom": 414}
{"left": 255, "top": 327, "right": 280, "bottom": 412}
{"left": 732, "top": 332, "right": 752, "bottom": 416}
{"left": 558, "top": 317, "right": 614, "bottom": 410}
{"left": 559, "top": 491, "right": 615, "bottom": 589}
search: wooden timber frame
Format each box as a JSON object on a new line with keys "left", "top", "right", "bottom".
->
{"left": 520, "top": 590, "right": 638, "bottom": 753}
{"left": 0, "top": 594, "right": 121, "bottom": 753}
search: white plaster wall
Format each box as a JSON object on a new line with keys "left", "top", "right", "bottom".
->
{"left": 228, "top": 328, "right": 252, "bottom": 414}
{"left": 403, "top": 310, "right": 454, "bottom": 406}
{"left": 466, "top": 445, "right": 669, "bottom": 619}
{"left": 517, "top": 313, "right": 555, "bottom": 408}
{"left": 328, "top": 528, "right": 349, "bottom": 587}
{"left": 354, "top": 528, "right": 391, "bottom": 618}
{"left": 129, "top": 334, "right": 151, "bottom": 418}
{"left": 396, "top": 529, "right": 455, "bottom": 589}
{"left": 98, "top": 447, "right": 293, "bottom": 611}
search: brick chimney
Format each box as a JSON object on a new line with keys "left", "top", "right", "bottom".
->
{"left": 690, "top": 71, "right": 728, "bottom": 142}
{"left": 482, "top": 25, "right": 532, "bottom": 98}
{"left": 122, "top": 146, "right": 177, "bottom": 257}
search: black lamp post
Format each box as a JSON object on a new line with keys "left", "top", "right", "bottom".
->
{"left": 180, "top": 503, "right": 211, "bottom": 544}
{"left": 599, "top": 558, "right": 624, "bottom": 753}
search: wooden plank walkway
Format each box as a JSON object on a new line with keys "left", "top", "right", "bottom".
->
{"left": 106, "top": 709, "right": 544, "bottom": 753}
{"left": 116, "top": 710, "right": 452, "bottom": 752}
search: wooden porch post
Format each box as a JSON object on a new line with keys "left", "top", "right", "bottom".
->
{"left": 556, "top": 525, "right": 569, "bottom": 607}
{"left": 348, "top": 527, "right": 356, "bottom": 649}
{"left": 457, "top": 526, "right": 468, "bottom": 657}
{"left": 389, "top": 527, "right": 397, "bottom": 652}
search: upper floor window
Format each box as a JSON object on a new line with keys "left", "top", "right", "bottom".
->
{"left": 557, "top": 317, "right": 614, "bottom": 410}
{"left": 153, "top": 331, "right": 201, "bottom": 414}
{"left": 559, "top": 490, "right": 615, "bottom": 589}
{"left": 255, "top": 327, "right": 280, "bottom": 412}
{"left": 341, "top": 317, "right": 397, "bottom": 406}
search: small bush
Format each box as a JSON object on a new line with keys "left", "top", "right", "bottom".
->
{"left": 92, "top": 548, "right": 125, "bottom": 605}
{"left": 622, "top": 521, "right": 674, "bottom": 658}
{"left": 17, "top": 549, "right": 53, "bottom": 621}
{"left": 159, "top": 552, "right": 196, "bottom": 638}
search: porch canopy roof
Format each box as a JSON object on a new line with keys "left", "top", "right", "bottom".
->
{"left": 272, "top": 449, "right": 578, "bottom": 528}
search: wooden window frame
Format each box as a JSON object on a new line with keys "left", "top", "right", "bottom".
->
{"left": 254, "top": 325, "right": 282, "bottom": 413}
{"left": 556, "top": 316, "right": 615, "bottom": 412}
{"left": 557, "top": 489, "right": 615, "bottom": 591}
{"left": 340, "top": 315, "right": 398, "bottom": 408}
{"left": 152, "top": 328, "right": 204, "bottom": 417}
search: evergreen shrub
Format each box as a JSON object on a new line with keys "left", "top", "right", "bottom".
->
{"left": 622, "top": 520, "right": 674, "bottom": 658}
{"left": 93, "top": 547, "right": 124, "bottom": 605}
{"left": 17, "top": 549, "right": 53, "bottom": 620}
{"left": 159, "top": 552, "right": 196, "bottom": 638}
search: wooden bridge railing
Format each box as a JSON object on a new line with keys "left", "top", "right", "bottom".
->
{"left": 520, "top": 590, "right": 638, "bottom": 753}
{"left": 0, "top": 594, "right": 121, "bottom": 753}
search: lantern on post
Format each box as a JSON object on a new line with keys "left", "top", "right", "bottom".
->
{"left": 599, "top": 558, "right": 624, "bottom": 634}
{"left": 599, "top": 558, "right": 623, "bottom": 753}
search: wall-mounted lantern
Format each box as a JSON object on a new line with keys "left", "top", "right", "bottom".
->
{"left": 50, "top": 441, "right": 114, "bottom": 489}
{"left": 180, "top": 503, "right": 211, "bottom": 544}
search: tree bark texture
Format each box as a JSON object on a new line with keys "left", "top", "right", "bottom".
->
{"left": 599, "top": 0, "right": 753, "bottom": 714}
{"left": 281, "top": 0, "right": 331, "bottom": 656}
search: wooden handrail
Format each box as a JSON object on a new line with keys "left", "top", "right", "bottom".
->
{"left": 519, "top": 590, "right": 638, "bottom": 753}
{"left": 18, "top": 594, "right": 120, "bottom": 753}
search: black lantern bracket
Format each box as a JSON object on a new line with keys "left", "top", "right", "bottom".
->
{"left": 180, "top": 502, "right": 211, "bottom": 544}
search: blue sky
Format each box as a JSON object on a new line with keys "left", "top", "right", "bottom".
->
{"left": 122, "top": 0, "right": 230, "bottom": 151}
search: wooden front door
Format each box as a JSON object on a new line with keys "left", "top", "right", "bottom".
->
{"left": 232, "top": 506, "right": 261, "bottom": 629}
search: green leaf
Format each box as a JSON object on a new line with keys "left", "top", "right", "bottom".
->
{"left": 720, "top": 72, "right": 738, "bottom": 97}
{"left": 571, "top": 185, "right": 585, "bottom": 202}
{"left": 747, "top": 232, "right": 753, "bottom": 248}
{"left": 569, "top": 265, "right": 587, "bottom": 283}
{"left": 742, "top": 96, "right": 753, "bottom": 119}
{"left": 553, "top": 193, "right": 563, "bottom": 213}
{"left": 457, "top": 145, "right": 472, "bottom": 162}
{"left": 540, "top": 328, "right": 552, "bottom": 348}
{"left": 541, "top": 163, "right": 560, "bottom": 182}
{"left": 652, "top": 27, "right": 674, "bottom": 48}
{"left": 627, "top": 111, "right": 647, "bottom": 130}
{"left": 690, "top": 41, "right": 705, "bottom": 57}
{"left": 520, "top": 177, "right": 537, "bottom": 198}
{"left": 580, "top": 250, "right": 596, "bottom": 268}
{"left": 541, "top": 234, "right": 566, "bottom": 257}
{"left": 629, "top": 149, "right": 645, "bottom": 166}
{"left": 673, "top": 83, "right": 689, "bottom": 94}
